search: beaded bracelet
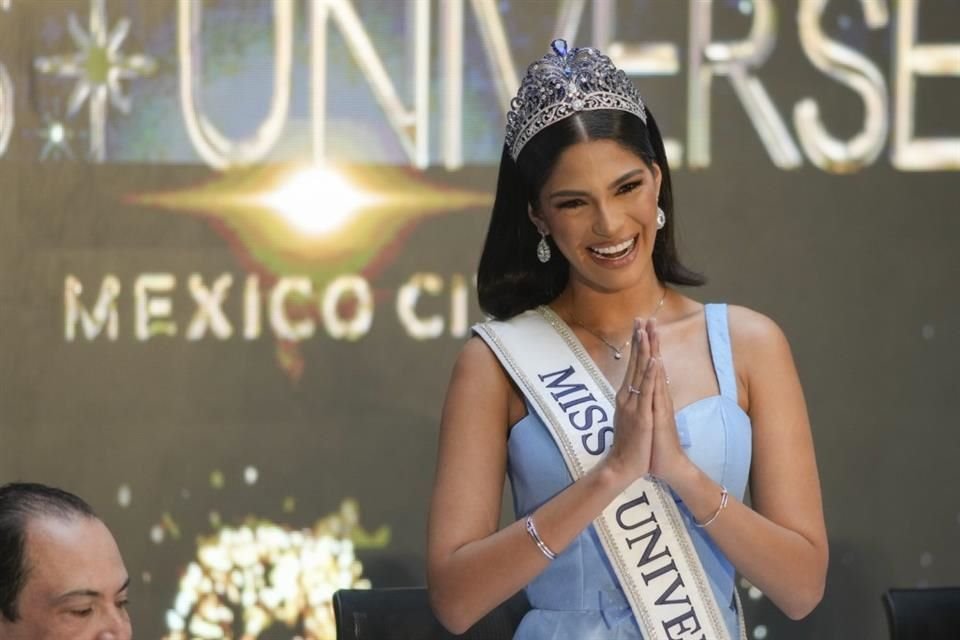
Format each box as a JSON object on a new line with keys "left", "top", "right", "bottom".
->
{"left": 525, "top": 516, "right": 557, "bottom": 560}
{"left": 694, "top": 486, "right": 729, "bottom": 528}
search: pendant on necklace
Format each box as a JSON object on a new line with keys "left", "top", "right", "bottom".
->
{"left": 614, "top": 351, "right": 623, "bottom": 360}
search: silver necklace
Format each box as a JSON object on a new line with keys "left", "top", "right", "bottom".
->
{"left": 571, "top": 289, "right": 667, "bottom": 360}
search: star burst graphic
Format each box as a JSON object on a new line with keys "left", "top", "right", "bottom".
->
{"left": 34, "top": 0, "right": 155, "bottom": 161}
{"left": 35, "top": 111, "right": 82, "bottom": 161}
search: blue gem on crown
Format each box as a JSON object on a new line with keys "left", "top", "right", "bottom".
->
{"left": 504, "top": 39, "right": 647, "bottom": 161}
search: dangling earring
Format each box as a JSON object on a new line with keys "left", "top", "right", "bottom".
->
{"left": 536, "top": 230, "right": 552, "bottom": 263}
{"left": 656, "top": 206, "right": 666, "bottom": 230}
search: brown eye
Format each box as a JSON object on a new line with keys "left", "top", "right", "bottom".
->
{"left": 557, "top": 199, "right": 585, "bottom": 210}
{"left": 617, "top": 181, "right": 641, "bottom": 195}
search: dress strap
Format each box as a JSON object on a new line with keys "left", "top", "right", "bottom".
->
{"left": 704, "top": 304, "right": 738, "bottom": 402}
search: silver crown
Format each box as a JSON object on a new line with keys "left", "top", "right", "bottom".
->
{"left": 505, "top": 39, "right": 647, "bottom": 161}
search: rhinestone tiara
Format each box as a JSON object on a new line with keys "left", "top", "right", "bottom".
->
{"left": 505, "top": 39, "right": 647, "bottom": 161}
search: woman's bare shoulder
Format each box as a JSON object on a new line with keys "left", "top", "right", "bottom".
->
{"left": 726, "top": 305, "right": 797, "bottom": 393}
{"left": 448, "top": 336, "right": 515, "bottom": 403}
{"left": 453, "top": 335, "right": 508, "bottom": 380}
{"left": 450, "top": 335, "right": 526, "bottom": 427}
{"left": 721, "top": 305, "right": 796, "bottom": 414}
{"left": 726, "top": 305, "right": 791, "bottom": 352}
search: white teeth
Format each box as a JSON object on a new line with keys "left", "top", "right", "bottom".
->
{"left": 591, "top": 237, "right": 635, "bottom": 256}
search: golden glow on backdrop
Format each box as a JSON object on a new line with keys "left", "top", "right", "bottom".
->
{"left": 257, "top": 166, "right": 378, "bottom": 235}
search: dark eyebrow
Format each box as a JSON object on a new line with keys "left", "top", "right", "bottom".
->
{"left": 610, "top": 168, "right": 645, "bottom": 187}
{"left": 548, "top": 168, "right": 646, "bottom": 200}
{"left": 53, "top": 576, "right": 129, "bottom": 604}
{"left": 53, "top": 589, "right": 100, "bottom": 604}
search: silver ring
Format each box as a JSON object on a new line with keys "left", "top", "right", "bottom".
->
{"left": 628, "top": 385, "right": 641, "bottom": 395}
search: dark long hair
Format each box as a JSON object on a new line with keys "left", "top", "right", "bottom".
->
{"left": 477, "top": 108, "right": 704, "bottom": 320}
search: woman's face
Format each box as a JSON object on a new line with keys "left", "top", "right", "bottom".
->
{"left": 532, "top": 138, "right": 662, "bottom": 293}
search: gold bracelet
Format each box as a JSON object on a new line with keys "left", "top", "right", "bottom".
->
{"left": 694, "top": 486, "right": 729, "bottom": 528}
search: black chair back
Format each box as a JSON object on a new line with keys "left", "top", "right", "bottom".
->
{"left": 333, "top": 587, "right": 529, "bottom": 640}
{"left": 883, "top": 587, "right": 960, "bottom": 640}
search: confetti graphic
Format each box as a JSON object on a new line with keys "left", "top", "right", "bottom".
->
{"left": 163, "top": 500, "right": 385, "bottom": 640}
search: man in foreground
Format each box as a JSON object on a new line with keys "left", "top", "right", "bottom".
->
{"left": 0, "top": 482, "right": 131, "bottom": 639}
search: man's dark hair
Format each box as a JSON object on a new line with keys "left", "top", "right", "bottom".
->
{"left": 0, "top": 483, "right": 96, "bottom": 622}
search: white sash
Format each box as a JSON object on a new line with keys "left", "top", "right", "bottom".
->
{"left": 474, "top": 306, "right": 744, "bottom": 640}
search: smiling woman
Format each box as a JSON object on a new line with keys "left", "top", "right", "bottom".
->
{"left": 426, "top": 40, "right": 828, "bottom": 639}
{"left": 477, "top": 104, "right": 703, "bottom": 322}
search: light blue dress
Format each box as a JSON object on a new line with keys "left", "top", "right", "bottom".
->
{"left": 506, "top": 304, "right": 751, "bottom": 639}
